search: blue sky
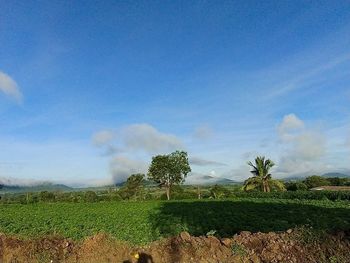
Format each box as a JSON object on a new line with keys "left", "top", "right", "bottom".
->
{"left": 0, "top": 1, "right": 350, "bottom": 186}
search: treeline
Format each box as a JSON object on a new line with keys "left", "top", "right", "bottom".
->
{"left": 1, "top": 183, "right": 350, "bottom": 204}
{"left": 285, "top": 175, "right": 350, "bottom": 191}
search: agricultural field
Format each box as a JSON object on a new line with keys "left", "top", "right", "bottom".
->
{"left": 0, "top": 198, "right": 349, "bottom": 245}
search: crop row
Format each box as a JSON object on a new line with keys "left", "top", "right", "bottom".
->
{"left": 0, "top": 198, "right": 348, "bottom": 244}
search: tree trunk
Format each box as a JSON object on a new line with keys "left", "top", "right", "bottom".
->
{"left": 166, "top": 186, "right": 170, "bottom": 200}
{"left": 263, "top": 180, "right": 270, "bottom": 192}
{"left": 266, "top": 182, "right": 271, "bottom": 192}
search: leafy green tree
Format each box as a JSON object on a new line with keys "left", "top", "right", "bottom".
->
{"left": 120, "top": 173, "right": 145, "bottom": 200}
{"left": 148, "top": 150, "right": 191, "bottom": 200}
{"left": 84, "top": 191, "right": 98, "bottom": 202}
{"left": 210, "top": 184, "right": 231, "bottom": 199}
{"left": 326, "top": 177, "right": 350, "bottom": 186}
{"left": 285, "top": 181, "right": 308, "bottom": 191}
{"left": 243, "top": 156, "right": 285, "bottom": 192}
{"left": 39, "top": 191, "right": 56, "bottom": 202}
{"left": 303, "top": 175, "right": 330, "bottom": 189}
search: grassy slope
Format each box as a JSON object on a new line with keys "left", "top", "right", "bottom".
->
{"left": 0, "top": 198, "right": 348, "bottom": 244}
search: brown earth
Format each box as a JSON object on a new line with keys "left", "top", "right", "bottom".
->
{"left": 0, "top": 229, "right": 349, "bottom": 263}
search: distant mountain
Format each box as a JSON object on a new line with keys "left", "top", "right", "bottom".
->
{"left": 0, "top": 183, "right": 73, "bottom": 193}
{"left": 114, "top": 179, "right": 156, "bottom": 187}
{"left": 282, "top": 172, "right": 350, "bottom": 182}
{"left": 185, "top": 175, "right": 239, "bottom": 185}
{"left": 322, "top": 172, "right": 350, "bottom": 178}
{"left": 282, "top": 176, "right": 306, "bottom": 182}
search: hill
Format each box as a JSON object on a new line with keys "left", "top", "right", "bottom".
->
{"left": 322, "top": 172, "right": 350, "bottom": 178}
{"left": 283, "top": 172, "right": 350, "bottom": 182}
{"left": 0, "top": 183, "right": 73, "bottom": 193}
{"left": 185, "top": 175, "right": 238, "bottom": 185}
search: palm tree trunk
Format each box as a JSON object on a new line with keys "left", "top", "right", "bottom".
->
{"left": 263, "top": 181, "right": 267, "bottom": 192}
{"left": 266, "top": 183, "right": 271, "bottom": 192}
{"left": 166, "top": 186, "right": 170, "bottom": 200}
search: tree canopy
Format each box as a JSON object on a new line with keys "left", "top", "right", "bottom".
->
{"left": 303, "top": 175, "right": 330, "bottom": 189}
{"left": 243, "top": 156, "right": 285, "bottom": 192}
{"left": 148, "top": 150, "right": 191, "bottom": 200}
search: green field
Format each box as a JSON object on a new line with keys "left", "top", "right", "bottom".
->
{"left": 0, "top": 198, "right": 349, "bottom": 244}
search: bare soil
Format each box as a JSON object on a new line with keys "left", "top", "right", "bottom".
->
{"left": 0, "top": 229, "right": 349, "bottom": 263}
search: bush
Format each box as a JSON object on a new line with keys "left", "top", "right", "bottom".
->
{"left": 285, "top": 182, "right": 308, "bottom": 191}
{"left": 234, "top": 190, "right": 350, "bottom": 201}
{"left": 84, "top": 191, "right": 98, "bottom": 202}
{"left": 39, "top": 191, "right": 56, "bottom": 202}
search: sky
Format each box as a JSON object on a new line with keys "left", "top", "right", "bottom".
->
{"left": 0, "top": 0, "right": 350, "bottom": 186}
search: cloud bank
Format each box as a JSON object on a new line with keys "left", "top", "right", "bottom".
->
{"left": 94, "top": 124, "right": 183, "bottom": 155}
{"left": 275, "top": 113, "right": 327, "bottom": 177}
{"left": 189, "top": 156, "right": 226, "bottom": 167}
{"left": 92, "top": 123, "right": 184, "bottom": 183}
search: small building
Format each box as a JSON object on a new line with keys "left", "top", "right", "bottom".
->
{"left": 311, "top": 186, "right": 350, "bottom": 191}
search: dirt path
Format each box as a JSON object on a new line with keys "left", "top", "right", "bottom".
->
{"left": 1, "top": 229, "right": 349, "bottom": 263}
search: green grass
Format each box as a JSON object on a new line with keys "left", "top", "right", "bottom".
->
{"left": 0, "top": 198, "right": 348, "bottom": 244}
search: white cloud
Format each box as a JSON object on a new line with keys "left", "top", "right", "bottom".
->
{"left": 92, "top": 123, "right": 183, "bottom": 155}
{"left": 92, "top": 130, "right": 115, "bottom": 146}
{"left": 0, "top": 71, "right": 23, "bottom": 103}
{"left": 293, "top": 132, "right": 326, "bottom": 160}
{"left": 110, "top": 156, "right": 147, "bottom": 183}
{"left": 92, "top": 123, "right": 184, "bottom": 183}
{"left": 275, "top": 114, "right": 327, "bottom": 177}
{"left": 277, "top": 113, "right": 304, "bottom": 140}
{"left": 189, "top": 156, "right": 226, "bottom": 166}
{"left": 267, "top": 54, "right": 350, "bottom": 99}
{"left": 122, "top": 124, "right": 183, "bottom": 153}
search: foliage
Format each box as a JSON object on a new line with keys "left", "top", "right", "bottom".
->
{"left": 160, "top": 185, "right": 197, "bottom": 200}
{"left": 285, "top": 181, "right": 308, "bottom": 191}
{"left": 119, "top": 174, "right": 145, "bottom": 200}
{"left": 303, "top": 175, "right": 330, "bottom": 189}
{"left": 233, "top": 190, "right": 350, "bottom": 201}
{"left": 0, "top": 198, "right": 348, "bottom": 245}
{"left": 148, "top": 150, "right": 191, "bottom": 200}
{"left": 39, "top": 191, "right": 56, "bottom": 202}
{"left": 209, "top": 184, "right": 232, "bottom": 199}
{"left": 231, "top": 242, "right": 248, "bottom": 257}
{"left": 325, "top": 177, "right": 350, "bottom": 186}
{"left": 84, "top": 191, "right": 98, "bottom": 202}
{"left": 244, "top": 156, "right": 285, "bottom": 192}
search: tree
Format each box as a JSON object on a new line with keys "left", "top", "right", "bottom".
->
{"left": 84, "top": 191, "right": 98, "bottom": 202}
{"left": 285, "top": 181, "right": 308, "bottom": 191}
{"left": 148, "top": 150, "right": 191, "bottom": 200}
{"left": 303, "top": 175, "right": 330, "bottom": 189}
{"left": 120, "top": 173, "right": 145, "bottom": 200}
{"left": 210, "top": 184, "right": 231, "bottom": 199}
{"left": 243, "top": 156, "right": 285, "bottom": 192}
{"left": 39, "top": 191, "right": 56, "bottom": 202}
{"left": 326, "top": 177, "right": 350, "bottom": 186}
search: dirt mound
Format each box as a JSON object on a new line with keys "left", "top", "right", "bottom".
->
{"left": 0, "top": 230, "right": 349, "bottom": 263}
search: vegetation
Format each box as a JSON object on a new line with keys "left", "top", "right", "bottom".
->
{"left": 304, "top": 175, "right": 331, "bottom": 189}
{"left": 119, "top": 173, "right": 145, "bottom": 200}
{"left": 209, "top": 184, "right": 232, "bottom": 199}
{"left": 148, "top": 150, "right": 191, "bottom": 200}
{"left": 244, "top": 156, "right": 285, "bottom": 192}
{"left": 285, "top": 181, "right": 308, "bottom": 191}
{"left": 0, "top": 198, "right": 348, "bottom": 245}
{"left": 286, "top": 176, "right": 350, "bottom": 191}
{"left": 233, "top": 190, "right": 350, "bottom": 201}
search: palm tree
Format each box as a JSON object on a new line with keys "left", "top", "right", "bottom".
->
{"left": 243, "top": 156, "right": 285, "bottom": 192}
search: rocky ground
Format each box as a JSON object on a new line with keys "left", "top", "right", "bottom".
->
{"left": 0, "top": 229, "right": 349, "bottom": 263}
